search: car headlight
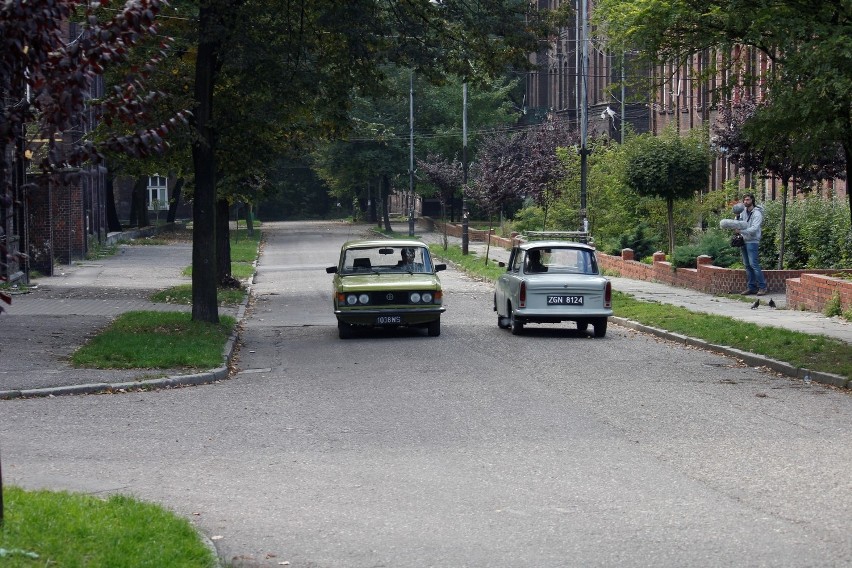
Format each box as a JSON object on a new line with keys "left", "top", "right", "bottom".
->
{"left": 346, "top": 294, "right": 358, "bottom": 305}
{"left": 358, "top": 293, "right": 370, "bottom": 304}
{"left": 409, "top": 292, "right": 421, "bottom": 303}
{"left": 421, "top": 292, "right": 433, "bottom": 303}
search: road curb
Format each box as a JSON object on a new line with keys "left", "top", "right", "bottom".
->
{"left": 611, "top": 316, "right": 850, "bottom": 389}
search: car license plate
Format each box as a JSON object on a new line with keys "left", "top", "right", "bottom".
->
{"left": 376, "top": 315, "right": 402, "bottom": 325}
{"left": 547, "top": 295, "right": 584, "bottom": 305}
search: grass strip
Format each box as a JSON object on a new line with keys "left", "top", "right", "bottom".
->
{"left": 432, "top": 244, "right": 852, "bottom": 380}
{"left": 71, "top": 311, "right": 235, "bottom": 369}
{"left": 151, "top": 284, "right": 246, "bottom": 306}
{"left": 613, "top": 291, "right": 852, "bottom": 379}
{"left": 429, "top": 243, "right": 506, "bottom": 281}
{"left": 0, "top": 486, "right": 217, "bottom": 568}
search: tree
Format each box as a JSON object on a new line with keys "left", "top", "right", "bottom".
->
{"left": 593, "top": 0, "right": 851, "bottom": 225}
{"left": 713, "top": 98, "right": 846, "bottom": 267}
{"left": 185, "top": 0, "right": 570, "bottom": 321}
{"left": 417, "top": 153, "right": 464, "bottom": 248}
{"left": 517, "top": 118, "right": 579, "bottom": 230}
{"left": 623, "top": 128, "right": 711, "bottom": 256}
{"left": 467, "top": 133, "right": 525, "bottom": 262}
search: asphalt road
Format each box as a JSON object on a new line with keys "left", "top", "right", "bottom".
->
{"left": 2, "top": 220, "right": 851, "bottom": 567}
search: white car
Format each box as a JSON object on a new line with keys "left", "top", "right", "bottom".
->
{"left": 494, "top": 241, "right": 612, "bottom": 336}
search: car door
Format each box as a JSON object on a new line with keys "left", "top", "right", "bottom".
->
{"left": 496, "top": 247, "right": 523, "bottom": 316}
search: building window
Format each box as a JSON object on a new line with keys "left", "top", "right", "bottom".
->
{"left": 148, "top": 175, "right": 168, "bottom": 209}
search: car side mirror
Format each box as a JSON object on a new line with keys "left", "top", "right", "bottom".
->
{"left": 435, "top": 264, "right": 447, "bottom": 272}
{"left": 326, "top": 266, "right": 338, "bottom": 274}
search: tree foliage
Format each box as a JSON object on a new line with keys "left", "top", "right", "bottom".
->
{"left": 0, "top": 0, "right": 189, "bottom": 187}
{"left": 623, "top": 128, "right": 711, "bottom": 255}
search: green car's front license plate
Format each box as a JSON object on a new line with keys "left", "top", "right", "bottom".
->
{"left": 547, "top": 295, "right": 584, "bottom": 305}
{"left": 376, "top": 315, "right": 402, "bottom": 325}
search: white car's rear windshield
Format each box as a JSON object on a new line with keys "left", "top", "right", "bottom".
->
{"left": 521, "top": 247, "right": 598, "bottom": 274}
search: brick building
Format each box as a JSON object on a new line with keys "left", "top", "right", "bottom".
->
{"left": 526, "top": 0, "right": 848, "bottom": 200}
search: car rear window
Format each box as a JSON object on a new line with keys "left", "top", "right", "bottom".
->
{"left": 526, "top": 247, "right": 598, "bottom": 274}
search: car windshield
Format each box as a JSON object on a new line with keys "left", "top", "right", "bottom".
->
{"left": 524, "top": 247, "right": 598, "bottom": 275}
{"left": 342, "top": 246, "right": 433, "bottom": 274}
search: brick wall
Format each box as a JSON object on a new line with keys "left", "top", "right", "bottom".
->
{"left": 600, "top": 249, "right": 852, "bottom": 314}
{"left": 787, "top": 273, "right": 852, "bottom": 313}
{"left": 28, "top": 180, "right": 86, "bottom": 274}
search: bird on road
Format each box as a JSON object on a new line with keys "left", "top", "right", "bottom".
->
{"left": 768, "top": 298, "right": 776, "bottom": 309}
{"left": 751, "top": 299, "right": 760, "bottom": 309}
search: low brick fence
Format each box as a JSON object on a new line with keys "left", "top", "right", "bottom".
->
{"left": 598, "top": 249, "right": 852, "bottom": 314}
{"left": 420, "top": 218, "right": 852, "bottom": 314}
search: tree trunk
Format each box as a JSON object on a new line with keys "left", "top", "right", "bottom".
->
{"left": 130, "top": 176, "right": 149, "bottom": 228}
{"left": 667, "top": 196, "right": 675, "bottom": 258}
{"left": 777, "top": 177, "right": 790, "bottom": 269}
{"left": 485, "top": 212, "right": 494, "bottom": 266}
{"left": 381, "top": 175, "right": 392, "bottom": 232}
{"left": 190, "top": 2, "right": 222, "bottom": 324}
{"left": 167, "top": 176, "right": 184, "bottom": 223}
{"left": 105, "top": 174, "right": 123, "bottom": 232}
{"left": 245, "top": 202, "right": 255, "bottom": 236}
{"left": 216, "top": 198, "right": 232, "bottom": 284}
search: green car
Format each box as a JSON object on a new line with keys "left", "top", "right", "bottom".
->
{"left": 326, "top": 240, "right": 447, "bottom": 339}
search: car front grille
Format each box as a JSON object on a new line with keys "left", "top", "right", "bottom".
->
{"left": 371, "top": 291, "right": 411, "bottom": 305}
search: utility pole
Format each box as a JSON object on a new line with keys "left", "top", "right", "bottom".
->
{"left": 462, "top": 82, "right": 469, "bottom": 254}
{"left": 408, "top": 71, "right": 415, "bottom": 236}
{"left": 579, "top": 0, "right": 589, "bottom": 233}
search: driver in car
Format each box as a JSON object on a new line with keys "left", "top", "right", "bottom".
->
{"left": 397, "top": 247, "right": 417, "bottom": 271}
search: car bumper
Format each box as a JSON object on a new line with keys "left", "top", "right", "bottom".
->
{"left": 335, "top": 307, "right": 445, "bottom": 326}
{"left": 514, "top": 308, "right": 612, "bottom": 323}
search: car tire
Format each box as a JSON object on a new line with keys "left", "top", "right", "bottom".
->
{"left": 593, "top": 317, "right": 608, "bottom": 338}
{"left": 497, "top": 314, "right": 511, "bottom": 329}
{"left": 510, "top": 308, "right": 524, "bottom": 335}
{"left": 338, "top": 320, "right": 354, "bottom": 339}
{"left": 427, "top": 319, "right": 441, "bottom": 337}
{"left": 576, "top": 320, "right": 589, "bottom": 332}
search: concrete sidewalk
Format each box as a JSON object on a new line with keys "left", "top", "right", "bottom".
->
{"left": 1, "top": 223, "right": 849, "bottom": 398}
{"left": 0, "top": 242, "right": 243, "bottom": 398}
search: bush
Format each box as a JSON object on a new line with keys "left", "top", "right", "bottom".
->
{"left": 671, "top": 228, "right": 743, "bottom": 268}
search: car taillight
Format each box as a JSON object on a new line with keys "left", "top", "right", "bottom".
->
{"left": 519, "top": 281, "right": 526, "bottom": 308}
{"left": 604, "top": 281, "right": 612, "bottom": 308}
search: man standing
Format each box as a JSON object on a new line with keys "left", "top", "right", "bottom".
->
{"left": 737, "top": 192, "right": 768, "bottom": 296}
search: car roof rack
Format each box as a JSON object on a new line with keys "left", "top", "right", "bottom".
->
{"left": 522, "top": 231, "right": 594, "bottom": 245}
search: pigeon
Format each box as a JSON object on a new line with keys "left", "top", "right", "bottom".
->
{"left": 751, "top": 299, "right": 760, "bottom": 309}
{"left": 768, "top": 298, "right": 776, "bottom": 309}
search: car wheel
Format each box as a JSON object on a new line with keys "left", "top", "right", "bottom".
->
{"left": 576, "top": 320, "right": 589, "bottom": 332}
{"left": 427, "top": 319, "right": 441, "bottom": 337}
{"left": 338, "top": 320, "right": 354, "bottom": 339}
{"left": 510, "top": 308, "right": 524, "bottom": 335}
{"left": 593, "top": 317, "right": 608, "bottom": 338}
{"left": 497, "top": 314, "right": 511, "bottom": 329}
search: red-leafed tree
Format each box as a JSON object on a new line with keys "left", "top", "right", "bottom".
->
{"left": 417, "top": 153, "right": 464, "bottom": 249}
{"left": 0, "top": 0, "right": 189, "bottom": 302}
